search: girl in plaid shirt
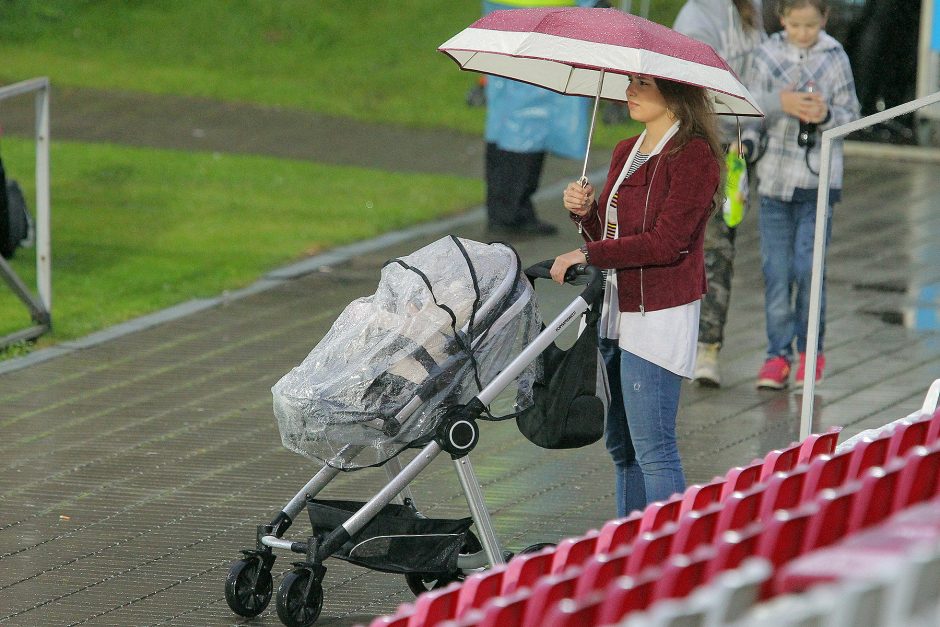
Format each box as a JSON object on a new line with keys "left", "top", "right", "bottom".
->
{"left": 742, "top": 0, "right": 859, "bottom": 390}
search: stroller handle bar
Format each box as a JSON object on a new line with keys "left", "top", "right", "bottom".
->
{"left": 525, "top": 260, "right": 604, "bottom": 305}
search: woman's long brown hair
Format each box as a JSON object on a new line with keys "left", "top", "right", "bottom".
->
{"left": 654, "top": 77, "right": 726, "bottom": 213}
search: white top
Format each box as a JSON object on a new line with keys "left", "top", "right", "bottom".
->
{"left": 598, "top": 123, "right": 700, "bottom": 378}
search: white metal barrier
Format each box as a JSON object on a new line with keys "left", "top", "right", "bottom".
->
{"left": 0, "top": 77, "right": 52, "bottom": 346}
{"left": 800, "top": 91, "right": 940, "bottom": 440}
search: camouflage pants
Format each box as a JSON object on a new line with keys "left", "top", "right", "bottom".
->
{"left": 697, "top": 210, "right": 737, "bottom": 346}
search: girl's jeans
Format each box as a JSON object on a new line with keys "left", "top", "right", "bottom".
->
{"left": 600, "top": 338, "right": 686, "bottom": 517}
{"left": 758, "top": 196, "right": 833, "bottom": 360}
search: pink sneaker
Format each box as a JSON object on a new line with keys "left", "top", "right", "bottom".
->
{"left": 795, "top": 352, "right": 825, "bottom": 388}
{"left": 757, "top": 356, "right": 791, "bottom": 390}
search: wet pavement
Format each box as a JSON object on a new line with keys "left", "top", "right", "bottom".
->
{"left": 1, "top": 87, "right": 939, "bottom": 626}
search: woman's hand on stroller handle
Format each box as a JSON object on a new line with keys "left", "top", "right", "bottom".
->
{"left": 549, "top": 249, "right": 588, "bottom": 284}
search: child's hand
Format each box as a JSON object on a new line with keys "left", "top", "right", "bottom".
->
{"left": 781, "top": 90, "right": 827, "bottom": 123}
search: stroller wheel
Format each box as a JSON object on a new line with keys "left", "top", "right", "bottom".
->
{"left": 276, "top": 568, "right": 323, "bottom": 627}
{"left": 520, "top": 542, "right": 556, "bottom": 554}
{"left": 404, "top": 530, "right": 483, "bottom": 595}
{"left": 224, "top": 557, "right": 273, "bottom": 617}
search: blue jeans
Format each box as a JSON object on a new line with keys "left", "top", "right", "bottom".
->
{"left": 600, "top": 339, "right": 686, "bottom": 517}
{"left": 758, "top": 196, "right": 832, "bottom": 360}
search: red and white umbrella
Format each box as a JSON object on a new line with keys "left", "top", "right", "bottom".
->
{"left": 439, "top": 7, "right": 762, "bottom": 177}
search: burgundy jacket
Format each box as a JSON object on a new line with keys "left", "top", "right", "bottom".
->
{"left": 577, "top": 135, "right": 720, "bottom": 313}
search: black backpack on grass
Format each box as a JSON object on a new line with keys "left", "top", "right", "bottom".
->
{"left": 0, "top": 154, "right": 32, "bottom": 260}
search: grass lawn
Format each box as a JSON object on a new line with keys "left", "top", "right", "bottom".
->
{"left": 0, "top": 0, "right": 683, "bottom": 145}
{"left": 0, "top": 1, "right": 687, "bottom": 358}
{"left": 0, "top": 138, "right": 482, "bottom": 347}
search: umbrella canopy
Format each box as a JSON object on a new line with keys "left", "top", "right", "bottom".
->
{"left": 439, "top": 7, "right": 762, "bottom": 118}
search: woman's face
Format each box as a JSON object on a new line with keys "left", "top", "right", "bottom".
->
{"left": 625, "top": 75, "right": 670, "bottom": 126}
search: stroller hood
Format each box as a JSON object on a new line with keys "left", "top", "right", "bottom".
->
{"left": 273, "top": 236, "right": 541, "bottom": 470}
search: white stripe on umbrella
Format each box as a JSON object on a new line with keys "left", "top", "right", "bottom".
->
{"left": 441, "top": 29, "right": 761, "bottom": 116}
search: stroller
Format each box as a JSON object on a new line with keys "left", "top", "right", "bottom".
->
{"left": 225, "top": 236, "right": 607, "bottom": 626}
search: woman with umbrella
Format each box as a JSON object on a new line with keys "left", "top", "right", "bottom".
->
{"left": 550, "top": 75, "right": 723, "bottom": 516}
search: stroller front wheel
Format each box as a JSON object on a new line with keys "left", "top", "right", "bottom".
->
{"left": 224, "top": 557, "right": 273, "bottom": 617}
{"left": 276, "top": 568, "right": 324, "bottom": 627}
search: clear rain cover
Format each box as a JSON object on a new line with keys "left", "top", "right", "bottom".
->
{"left": 273, "top": 237, "right": 541, "bottom": 470}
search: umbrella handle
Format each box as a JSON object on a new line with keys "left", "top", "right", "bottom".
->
{"left": 581, "top": 68, "right": 606, "bottom": 181}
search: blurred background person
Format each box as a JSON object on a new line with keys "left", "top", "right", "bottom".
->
{"left": 483, "top": 0, "right": 599, "bottom": 237}
{"left": 673, "top": 0, "right": 766, "bottom": 387}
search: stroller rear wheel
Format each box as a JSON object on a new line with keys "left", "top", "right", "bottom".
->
{"left": 404, "top": 530, "right": 483, "bottom": 595}
{"left": 224, "top": 556, "right": 273, "bottom": 617}
{"left": 276, "top": 568, "right": 324, "bottom": 627}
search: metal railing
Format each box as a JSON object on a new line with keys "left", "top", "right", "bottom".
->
{"left": 801, "top": 90, "right": 940, "bottom": 440}
{"left": 0, "top": 77, "right": 52, "bottom": 347}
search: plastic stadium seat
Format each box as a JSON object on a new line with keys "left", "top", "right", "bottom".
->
{"left": 721, "top": 459, "right": 764, "bottom": 500}
{"left": 759, "top": 441, "right": 804, "bottom": 483}
{"left": 797, "top": 426, "right": 843, "bottom": 464}
{"left": 715, "top": 484, "right": 765, "bottom": 533}
{"left": 407, "top": 581, "right": 461, "bottom": 627}
{"left": 573, "top": 548, "right": 631, "bottom": 600}
{"left": 595, "top": 570, "right": 659, "bottom": 625}
{"left": 894, "top": 443, "right": 940, "bottom": 510}
{"left": 848, "top": 461, "right": 905, "bottom": 533}
{"left": 672, "top": 502, "right": 722, "bottom": 555}
{"left": 756, "top": 505, "right": 821, "bottom": 597}
{"left": 619, "top": 597, "right": 708, "bottom": 627}
{"left": 501, "top": 548, "right": 554, "bottom": 595}
{"left": 625, "top": 526, "right": 677, "bottom": 576}
{"left": 639, "top": 494, "right": 684, "bottom": 533}
{"left": 549, "top": 531, "right": 598, "bottom": 575}
{"left": 801, "top": 448, "right": 854, "bottom": 501}
{"left": 699, "top": 558, "right": 771, "bottom": 625}
{"left": 679, "top": 477, "right": 725, "bottom": 517}
{"left": 455, "top": 566, "right": 506, "bottom": 619}
{"left": 595, "top": 510, "right": 643, "bottom": 554}
{"left": 757, "top": 467, "right": 810, "bottom": 521}
{"left": 927, "top": 407, "right": 940, "bottom": 445}
{"left": 847, "top": 432, "right": 892, "bottom": 480}
{"left": 652, "top": 548, "right": 714, "bottom": 601}
{"left": 775, "top": 502, "right": 940, "bottom": 596}
{"left": 802, "top": 484, "right": 858, "bottom": 553}
{"left": 473, "top": 590, "right": 529, "bottom": 627}
{"left": 519, "top": 569, "right": 581, "bottom": 627}
{"left": 541, "top": 594, "right": 601, "bottom": 627}
{"left": 369, "top": 612, "right": 411, "bottom": 627}
{"left": 707, "top": 521, "right": 763, "bottom": 581}
{"left": 887, "top": 417, "right": 932, "bottom": 461}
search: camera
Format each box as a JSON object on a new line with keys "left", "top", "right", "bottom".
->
{"left": 798, "top": 82, "right": 818, "bottom": 148}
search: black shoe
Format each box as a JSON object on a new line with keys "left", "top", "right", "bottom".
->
{"left": 487, "top": 220, "right": 558, "bottom": 238}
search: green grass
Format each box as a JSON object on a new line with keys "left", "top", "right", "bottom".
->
{"left": 0, "top": 0, "right": 687, "bottom": 358}
{"left": 0, "top": 0, "right": 683, "bottom": 144}
{"left": 0, "top": 138, "right": 482, "bottom": 345}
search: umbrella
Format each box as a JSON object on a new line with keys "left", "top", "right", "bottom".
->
{"left": 439, "top": 7, "right": 763, "bottom": 179}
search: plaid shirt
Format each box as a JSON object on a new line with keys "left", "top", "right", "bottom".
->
{"left": 743, "top": 31, "right": 860, "bottom": 201}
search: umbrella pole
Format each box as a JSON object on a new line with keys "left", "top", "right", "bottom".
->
{"left": 580, "top": 68, "right": 605, "bottom": 183}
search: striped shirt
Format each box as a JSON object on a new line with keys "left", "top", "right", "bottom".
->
{"left": 605, "top": 152, "right": 650, "bottom": 240}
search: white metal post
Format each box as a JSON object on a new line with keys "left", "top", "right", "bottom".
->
{"left": 799, "top": 90, "right": 940, "bottom": 440}
{"left": 35, "top": 82, "right": 52, "bottom": 311}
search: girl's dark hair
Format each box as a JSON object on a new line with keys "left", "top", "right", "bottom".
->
{"left": 777, "top": 0, "right": 830, "bottom": 17}
{"left": 732, "top": 0, "right": 760, "bottom": 31}
{"left": 654, "top": 77, "right": 725, "bottom": 212}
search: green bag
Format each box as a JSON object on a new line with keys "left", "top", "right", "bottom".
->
{"left": 722, "top": 151, "right": 748, "bottom": 228}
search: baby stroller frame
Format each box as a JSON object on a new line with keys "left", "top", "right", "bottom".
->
{"left": 225, "top": 258, "right": 603, "bottom": 627}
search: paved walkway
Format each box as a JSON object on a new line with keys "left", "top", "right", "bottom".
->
{"left": 0, "top": 86, "right": 939, "bottom": 625}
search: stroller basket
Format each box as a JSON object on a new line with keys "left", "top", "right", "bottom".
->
{"left": 307, "top": 498, "right": 473, "bottom": 575}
